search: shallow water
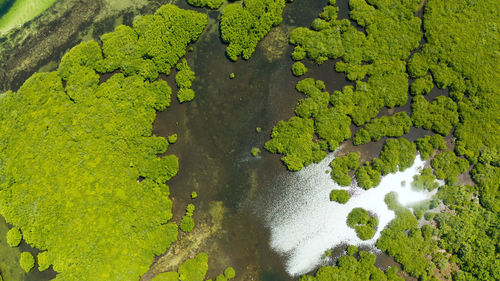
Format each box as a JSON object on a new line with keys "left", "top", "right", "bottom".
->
{"left": 0, "top": 0, "right": 433, "bottom": 280}
{"left": 260, "top": 153, "right": 436, "bottom": 276}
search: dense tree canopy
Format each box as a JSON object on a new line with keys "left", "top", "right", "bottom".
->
{"left": 298, "top": 248, "right": 403, "bottom": 281}
{"left": 220, "top": 0, "right": 291, "bottom": 61}
{"left": 353, "top": 112, "right": 412, "bottom": 145}
{"left": 0, "top": 4, "right": 207, "bottom": 281}
{"left": 330, "top": 152, "right": 360, "bottom": 186}
{"left": 186, "top": 0, "right": 224, "bottom": 9}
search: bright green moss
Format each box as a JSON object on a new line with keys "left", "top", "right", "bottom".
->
{"left": 6, "top": 228, "right": 21, "bottom": 247}
{"left": 37, "top": 251, "right": 51, "bottom": 272}
{"left": 191, "top": 191, "right": 198, "bottom": 199}
{"left": 19, "top": 252, "right": 34, "bottom": 273}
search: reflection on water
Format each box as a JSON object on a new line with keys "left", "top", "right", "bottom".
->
{"left": 262, "top": 153, "right": 436, "bottom": 276}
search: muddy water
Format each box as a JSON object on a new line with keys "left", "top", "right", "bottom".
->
{"left": 0, "top": 0, "right": 424, "bottom": 280}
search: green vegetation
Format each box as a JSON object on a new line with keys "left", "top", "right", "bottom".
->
{"left": 411, "top": 95, "right": 459, "bottom": 136}
{"left": 436, "top": 185, "right": 499, "bottom": 281}
{"left": 19, "top": 252, "right": 34, "bottom": 273}
{"left": 411, "top": 168, "right": 439, "bottom": 191}
{"left": 0, "top": 0, "right": 58, "bottom": 35}
{"left": 191, "top": 191, "right": 198, "bottom": 199}
{"left": 377, "top": 208, "right": 438, "bottom": 280}
{"left": 180, "top": 204, "right": 196, "bottom": 233}
{"left": 410, "top": 75, "right": 434, "bottom": 95}
{"left": 353, "top": 112, "right": 412, "bottom": 145}
{"left": 346, "top": 208, "right": 378, "bottom": 240}
{"left": 229, "top": 73, "right": 235, "bottom": 79}
{"left": 371, "top": 138, "right": 416, "bottom": 176}
{"left": 152, "top": 253, "right": 213, "bottom": 281}
{"left": 178, "top": 89, "right": 195, "bottom": 103}
{"left": 414, "top": 134, "right": 446, "bottom": 160}
{"left": 220, "top": 0, "right": 292, "bottom": 61}
{"left": 0, "top": 4, "right": 208, "bottom": 280}
{"left": 330, "top": 152, "right": 360, "bottom": 186}
{"left": 6, "top": 227, "right": 21, "bottom": 247}
{"left": 292, "top": 62, "right": 307, "bottom": 77}
{"left": 431, "top": 151, "right": 469, "bottom": 185}
{"left": 38, "top": 251, "right": 50, "bottom": 271}
{"left": 329, "top": 190, "right": 350, "bottom": 204}
{"left": 251, "top": 147, "right": 261, "bottom": 157}
{"left": 168, "top": 134, "right": 178, "bottom": 144}
{"left": 99, "top": 5, "right": 207, "bottom": 78}
{"left": 298, "top": 248, "right": 403, "bottom": 281}
{"left": 471, "top": 163, "right": 499, "bottom": 212}
{"left": 355, "top": 164, "right": 381, "bottom": 190}
{"left": 187, "top": 0, "right": 224, "bottom": 9}
{"left": 265, "top": 78, "right": 353, "bottom": 171}
{"left": 176, "top": 59, "right": 195, "bottom": 89}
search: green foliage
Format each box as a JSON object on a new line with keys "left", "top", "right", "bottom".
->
{"left": 180, "top": 204, "right": 196, "bottom": 233}
{"left": 455, "top": 93, "right": 500, "bottom": 164}
{"left": 346, "top": 208, "right": 378, "bottom": 240}
{"left": 414, "top": 134, "right": 446, "bottom": 160}
{"left": 471, "top": 163, "right": 499, "bottom": 213}
{"left": 353, "top": 112, "right": 412, "bottom": 145}
{"left": 431, "top": 151, "right": 469, "bottom": 185}
{"left": 191, "top": 191, "right": 198, "bottom": 199}
{"left": 355, "top": 164, "right": 381, "bottom": 190}
{"left": 176, "top": 59, "right": 196, "bottom": 89}
{"left": 411, "top": 95, "right": 459, "bottom": 136}
{"left": 265, "top": 116, "right": 324, "bottom": 171}
{"left": 330, "top": 152, "right": 360, "bottom": 186}
{"left": 410, "top": 75, "right": 433, "bottom": 95}
{"left": 151, "top": 271, "right": 179, "bottom": 281}
{"left": 292, "top": 62, "right": 308, "bottom": 77}
{"left": 251, "top": 147, "right": 261, "bottom": 157}
{"left": 178, "top": 253, "right": 209, "bottom": 281}
{"left": 377, "top": 209, "right": 438, "bottom": 280}
{"left": 411, "top": 168, "right": 439, "bottom": 191}
{"left": 371, "top": 138, "right": 416, "bottom": 176}
{"left": 224, "top": 267, "right": 236, "bottom": 279}
{"left": 168, "top": 134, "right": 178, "bottom": 144}
{"left": 220, "top": 0, "right": 287, "bottom": 61}
{"left": 329, "top": 190, "right": 350, "bottom": 204}
{"left": 0, "top": 4, "right": 209, "bottom": 280}
{"left": 100, "top": 4, "right": 207, "bottom": 77}
{"left": 186, "top": 0, "right": 223, "bottom": 9}
{"left": 37, "top": 251, "right": 51, "bottom": 272}
{"left": 435, "top": 185, "right": 499, "bottom": 281}
{"left": 229, "top": 73, "right": 235, "bottom": 79}
{"left": 6, "top": 227, "right": 21, "bottom": 247}
{"left": 178, "top": 88, "right": 195, "bottom": 103}
{"left": 19, "top": 252, "right": 34, "bottom": 273}
{"left": 299, "top": 250, "right": 403, "bottom": 281}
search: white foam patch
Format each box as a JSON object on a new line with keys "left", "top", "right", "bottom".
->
{"left": 265, "top": 152, "right": 436, "bottom": 276}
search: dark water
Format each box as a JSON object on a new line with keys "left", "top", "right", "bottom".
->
{"left": 0, "top": 0, "right": 414, "bottom": 280}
